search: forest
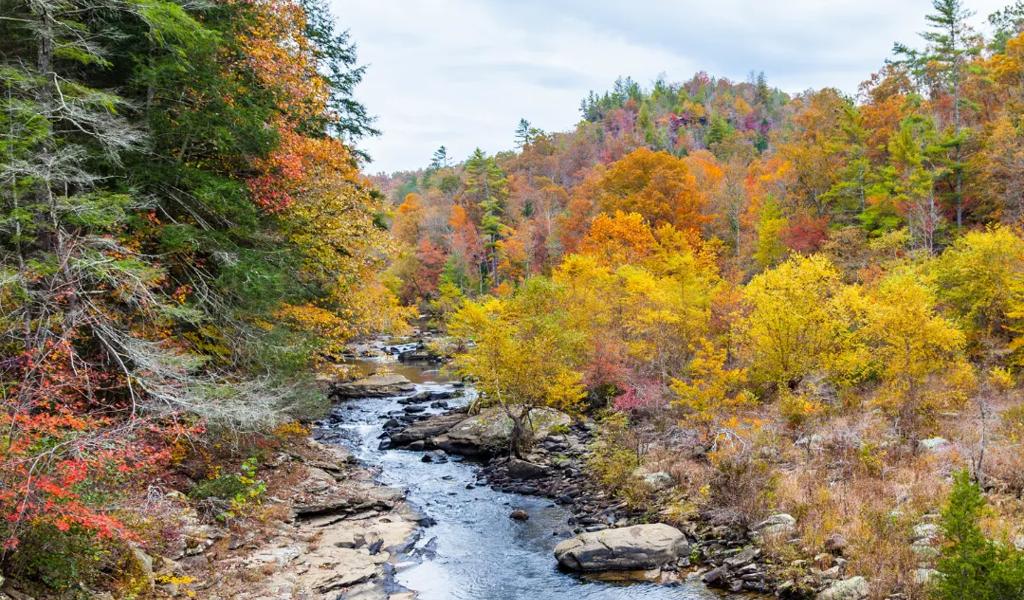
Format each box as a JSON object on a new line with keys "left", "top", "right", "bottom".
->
{"left": 379, "top": 0, "right": 1024, "bottom": 598}
{"left": 0, "top": 0, "right": 408, "bottom": 596}
{"left": 1, "top": 0, "right": 1024, "bottom": 599}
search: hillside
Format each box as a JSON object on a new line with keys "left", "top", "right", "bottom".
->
{"left": 377, "top": 1, "right": 1024, "bottom": 598}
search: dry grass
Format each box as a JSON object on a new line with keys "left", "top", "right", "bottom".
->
{"left": 609, "top": 385, "right": 1024, "bottom": 598}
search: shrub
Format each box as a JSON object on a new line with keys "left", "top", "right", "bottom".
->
{"left": 1001, "top": 403, "right": 1024, "bottom": 443}
{"left": 190, "top": 457, "right": 266, "bottom": 521}
{"left": 5, "top": 524, "right": 113, "bottom": 595}
{"left": 847, "top": 506, "right": 922, "bottom": 600}
{"left": 707, "top": 444, "right": 778, "bottom": 525}
{"left": 587, "top": 412, "right": 652, "bottom": 508}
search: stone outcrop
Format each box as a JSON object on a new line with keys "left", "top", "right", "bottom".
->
{"left": 391, "top": 405, "right": 571, "bottom": 457}
{"left": 553, "top": 524, "right": 690, "bottom": 572}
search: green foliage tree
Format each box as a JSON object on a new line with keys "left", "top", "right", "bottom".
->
{"left": 934, "top": 470, "right": 1024, "bottom": 600}
{"left": 892, "top": 0, "right": 979, "bottom": 228}
{"left": 463, "top": 148, "right": 509, "bottom": 286}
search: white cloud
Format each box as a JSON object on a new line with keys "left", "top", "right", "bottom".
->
{"left": 329, "top": 0, "right": 1010, "bottom": 173}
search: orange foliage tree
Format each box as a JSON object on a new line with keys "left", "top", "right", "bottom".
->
{"left": 597, "top": 148, "right": 709, "bottom": 232}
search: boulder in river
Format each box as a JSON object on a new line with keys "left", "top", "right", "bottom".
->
{"left": 389, "top": 411, "right": 467, "bottom": 447}
{"left": 332, "top": 374, "right": 416, "bottom": 398}
{"left": 553, "top": 524, "right": 689, "bottom": 572}
{"left": 433, "top": 406, "right": 571, "bottom": 457}
{"left": 505, "top": 458, "right": 550, "bottom": 480}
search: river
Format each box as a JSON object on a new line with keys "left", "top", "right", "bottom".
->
{"left": 316, "top": 354, "right": 727, "bottom": 600}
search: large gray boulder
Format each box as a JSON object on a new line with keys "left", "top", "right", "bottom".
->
{"left": 333, "top": 374, "right": 415, "bottom": 398}
{"left": 553, "top": 524, "right": 689, "bottom": 572}
{"left": 433, "top": 406, "right": 571, "bottom": 456}
{"left": 816, "top": 576, "right": 869, "bottom": 600}
{"left": 752, "top": 513, "right": 797, "bottom": 539}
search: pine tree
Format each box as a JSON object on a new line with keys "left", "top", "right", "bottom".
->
{"left": 464, "top": 149, "right": 508, "bottom": 287}
{"left": 892, "top": 0, "right": 979, "bottom": 228}
{"left": 932, "top": 470, "right": 1024, "bottom": 599}
{"left": 987, "top": 1, "right": 1024, "bottom": 53}
{"left": 514, "top": 118, "right": 533, "bottom": 148}
{"left": 299, "top": 0, "right": 379, "bottom": 147}
{"left": 430, "top": 145, "right": 450, "bottom": 170}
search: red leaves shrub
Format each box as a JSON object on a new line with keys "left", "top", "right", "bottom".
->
{"left": 613, "top": 378, "right": 668, "bottom": 412}
{"left": 0, "top": 341, "right": 179, "bottom": 551}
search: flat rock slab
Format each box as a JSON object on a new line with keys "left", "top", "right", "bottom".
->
{"left": 333, "top": 374, "right": 416, "bottom": 398}
{"left": 554, "top": 523, "right": 689, "bottom": 572}
{"left": 390, "top": 411, "right": 467, "bottom": 446}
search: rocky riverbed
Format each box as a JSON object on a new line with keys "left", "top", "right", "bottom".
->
{"left": 313, "top": 338, "right": 738, "bottom": 599}
{"left": 380, "top": 390, "right": 779, "bottom": 595}
{"left": 357, "top": 335, "right": 875, "bottom": 600}
{"left": 142, "top": 333, "right": 865, "bottom": 600}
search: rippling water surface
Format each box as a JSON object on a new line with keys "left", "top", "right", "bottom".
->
{"left": 320, "top": 357, "right": 723, "bottom": 600}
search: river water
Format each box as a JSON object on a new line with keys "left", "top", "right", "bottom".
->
{"left": 318, "top": 356, "right": 725, "bottom": 600}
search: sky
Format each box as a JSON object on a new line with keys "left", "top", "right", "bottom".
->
{"left": 329, "top": 0, "right": 1010, "bottom": 174}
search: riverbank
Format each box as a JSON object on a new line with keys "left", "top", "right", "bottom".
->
{"left": 385, "top": 399, "right": 780, "bottom": 595}
{"left": 372, "top": 333, "right": 871, "bottom": 599}
{"left": 112, "top": 438, "right": 422, "bottom": 600}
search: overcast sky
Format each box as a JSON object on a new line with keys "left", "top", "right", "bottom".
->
{"left": 329, "top": 0, "right": 1009, "bottom": 174}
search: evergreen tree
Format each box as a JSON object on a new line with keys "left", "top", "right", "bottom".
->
{"left": 892, "top": 0, "right": 979, "bottom": 228}
{"left": 463, "top": 148, "right": 508, "bottom": 287}
{"left": 988, "top": 1, "right": 1024, "bottom": 53}
{"left": 515, "top": 118, "right": 533, "bottom": 148}
{"left": 299, "top": 0, "right": 379, "bottom": 148}
{"left": 934, "top": 470, "right": 1024, "bottom": 600}
{"left": 430, "top": 145, "right": 450, "bottom": 170}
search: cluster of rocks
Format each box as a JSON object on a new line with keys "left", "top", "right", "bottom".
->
{"left": 479, "top": 430, "right": 644, "bottom": 531}
{"left": 384, "top": 402, "right": 629, "bottom": 526}
{"left": 385, "top": 402, "right": 570, "bottom": 458}
{"left": 156, "top": 441, "right": 419, "bottom": 600}
{"left": 699, "top": 546, "right": 769, "bottom": 594}
{"left": 343, "top": 336, "right": 446, "bottom": 365}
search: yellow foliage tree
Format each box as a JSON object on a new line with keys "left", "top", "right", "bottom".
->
{"left": 858, "top": 271, "right": 973, "bottom": 431}
{"left": 670, "top": 339, "right": 753, "bottom": 445}
{"left": 449, "top": 278, "right": 587, "bottom": 455}
{"left": 740, "top": 254, "right": 846, "bottom": 388}
{"left": 933, "top": 226, "right": 1024, "bottom": 347}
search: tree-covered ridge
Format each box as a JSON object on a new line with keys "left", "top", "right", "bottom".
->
{"left": 382, "top": 1, "right": 1024, "bottom": 298}
{"left": 0, "top": 0, "right": 406, "bottom": 585}
{"left": 383, "top": 2, "right": 1024, "bottom": 597}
